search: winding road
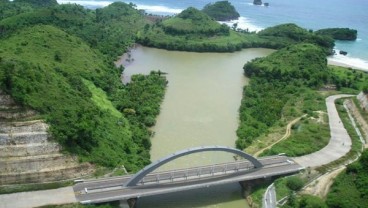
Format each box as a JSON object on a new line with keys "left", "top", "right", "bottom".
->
{"left": 293, "top": 94, "right": 354, "bottom": 167}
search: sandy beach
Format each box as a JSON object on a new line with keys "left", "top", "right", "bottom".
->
{"left": 328, "top": 57, "right": 368, "bottom": 72}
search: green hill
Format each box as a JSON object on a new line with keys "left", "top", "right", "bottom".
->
{"left": 237, "top": 43, "right": 331, "bottom": 149}
{"left": 161, "top": 7, "right": 229, "bottom": 35}
{"left": 244, "top": 43, "right": 329, "bottom": 86}
{"left": 0, "top": 2, "right": 147, "bottom": 60}
{"left": 0, "top": 25, "right": 148, "bottom": 170}
{"left": 138, "top": 7, "right": 268, "bottom": 52}
{"left": 258, "top": 23, "right": 335, "bottom": 53}
{"left": 202, "top": 1, "right": 240, "bottom": 21}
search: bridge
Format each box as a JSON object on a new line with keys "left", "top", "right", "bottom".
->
{"left": 73, "top": 146, "right": 303, "bottom": 206}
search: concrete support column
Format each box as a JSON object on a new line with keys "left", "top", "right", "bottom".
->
{"left": 120, "top": 198, "right": 138, "bottom": 208}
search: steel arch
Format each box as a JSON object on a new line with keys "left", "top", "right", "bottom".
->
{"left": 124, "top": 146, "right": 263, "bottom": 187}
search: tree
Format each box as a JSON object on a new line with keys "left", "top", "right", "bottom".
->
{"left": 286, "top": 176, "right": 304, "bottom": 191}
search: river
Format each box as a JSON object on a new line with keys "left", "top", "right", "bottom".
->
{"left": 119, "top": 46, "right": 273, "bottom": 208}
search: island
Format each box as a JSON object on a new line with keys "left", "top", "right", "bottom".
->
{"left": 253, "top": 0, "right": 263, "bottom": 6}
{"left": 202, "top": 1, "right": 240, "bottom": 21}
{"left": 315, "top": 28, "right": 358, "bottom": 40}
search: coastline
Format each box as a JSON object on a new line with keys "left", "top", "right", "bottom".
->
{"left": 328, "top": 58, "right": 368, "bottom": 72}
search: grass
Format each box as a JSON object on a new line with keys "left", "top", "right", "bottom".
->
{"left": 82, "top": 79, "right": 122, "bottom": 118}
{"left": 37, "top": 202, "right": 120, "bottom": 208}
{"left": 0, "top": 180, "right": 73, "bottom": 195}
{"left": 261, "top": 116, "right": 330, "bottom": 157}
{"left": 249, "top": 182, "right": 271, "bottom": 207}
{"left": 329, "top": 65, "right": 368, "bottom": 91}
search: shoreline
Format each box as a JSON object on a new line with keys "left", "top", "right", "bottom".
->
{"left": 328, "top": 58, "right": 368, "bottom": 72}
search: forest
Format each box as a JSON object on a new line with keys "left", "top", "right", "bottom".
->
{"left": 0, "top": 0, "right": 166, "bottom": 171}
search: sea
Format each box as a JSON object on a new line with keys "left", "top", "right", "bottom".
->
{"left": 57, "top": 0, "right": 368, "bottom": 71}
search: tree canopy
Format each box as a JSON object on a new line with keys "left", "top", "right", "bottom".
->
{"left": 202, "top": 1, "right": 240, "bottom": 21}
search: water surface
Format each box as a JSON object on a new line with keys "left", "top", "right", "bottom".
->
{"left": 121, "top": 46, "right": 273, "bottom": 208}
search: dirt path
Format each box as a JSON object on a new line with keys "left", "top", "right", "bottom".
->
{"left": 302, "top": 167, "right": 345, "bottom": 198}
{"left": 254, "top": 115, "right": 306, "bottom": 157}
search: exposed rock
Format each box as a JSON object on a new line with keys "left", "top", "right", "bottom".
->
{"left": 357, "top": 91, "right": 368, "bottom": 111}
{"left": 339, "top": 50, "right": 348, "bottom": 55}
{"left": 264, "top": 3, "right": 269, "bottom": 7}
{"left": 253, "top": 0, "right": 263, "bottom": 6}
{"left": 0, "top": 92, "right": 94, "bottom": 185}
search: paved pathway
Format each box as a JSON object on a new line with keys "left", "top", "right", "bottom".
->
{"left": 293, "top": 94, "right": 353, "bottom": 168}
{"left": 263, "top": 183, "right": 276, "bottom": 208}
{"left": 0, "top": 187, "right": 76, "bottom": 208}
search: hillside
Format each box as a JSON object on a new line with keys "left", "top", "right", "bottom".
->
{"left": 138, "top": 7, "right": 267, "bottom": 52}
{"left": 0, "top": 25, "right": 147, "bottom": 170}
{"left": 258, "top": 23, "right": 335, "bottom": 54}
{"left": 161, "top": 7, "right": 229, "bottom": 35}
{"left": 0, "top": 2, "right": 147, "bottom": 60}
{"left": 237, "top": 43, "right": 331, "bottom": 149}
{"left": 327, "top": 150, "right": 368, "bottom": 207}
{"left": 244, "top": 43, "right": 330, "bottom": 86}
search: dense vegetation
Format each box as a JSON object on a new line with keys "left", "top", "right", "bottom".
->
{"left": 0, "top": 1, "right": 147, "bottom": 61}
{"left": 326, "top": 150, "right": 368, "bottom": 207}
{"left": 139, "top": 11, "right": 336, "bottom": 53}
{"left": 257, "top": 24, "right": 335, "bottom": 54}
{"left": 0, "top": 1, "right": 166, "bottom": 171}
{"left": 236, "top": 43, "right": 331, "bottom": 149}
{"left": 201, "top": 1, "right": 240, "bottom": 21}
{"left": 137, "top": 7, "right": 253, "bottom": 52}
{"left": 315, "top": 28, "right": 357, "bottom": 40}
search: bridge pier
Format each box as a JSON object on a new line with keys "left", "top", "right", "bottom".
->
{"left": 120, "top": 198, "right": 138, "bottom": 208}
{"left": 239, "top": 177, "right": 273, "bottom": 198}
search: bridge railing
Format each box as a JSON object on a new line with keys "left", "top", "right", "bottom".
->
{"left": 138, "top": 160, "right": 256, "bottom": 185}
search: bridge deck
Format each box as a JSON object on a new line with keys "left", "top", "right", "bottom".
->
{"left": 74, "top": 156, "right": 303, "bottom": 204}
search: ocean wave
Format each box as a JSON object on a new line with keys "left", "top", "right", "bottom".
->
{"left": 218, "top": 16, "right": 264, "bottom": 32}
{"left": 136, "top": 5, "right": 183, "bottom": 14}
{"left": 57, "top": 0, "right": 183, "bottom": 14}
{"left": 329, "top": 50, "right": 368, "bottom": 72}
{"left": 57, "top": 0, "right": 112, "bottom": 7}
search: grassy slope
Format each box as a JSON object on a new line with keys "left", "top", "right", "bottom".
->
{"left": 83, "top": 79, "right": 122, "bottom": 118}
{"left": 236, "top": 43, "right": 331, "bottom": 149}
{"left": 0, "top": 25, "right": 143, "bottom": 170}
{"left": 326, "top": 150, "right": 368, "bottom": 207}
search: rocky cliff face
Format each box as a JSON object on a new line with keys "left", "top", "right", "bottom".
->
{"left": 357, "top": 91, "right": 368, "bottom": 111}
{"left": 0, "top": 91, "right": 93, "bottom": 185}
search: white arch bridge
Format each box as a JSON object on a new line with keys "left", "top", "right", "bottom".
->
{"left": 73, "top": 146, "right": 303, "bottom": 205}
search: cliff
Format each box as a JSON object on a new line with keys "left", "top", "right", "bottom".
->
{"left": 0, "top": 91, "right": 93, "bottom": 185}
{"left": 357, "top": 91, "right": 368, "bottom": 111}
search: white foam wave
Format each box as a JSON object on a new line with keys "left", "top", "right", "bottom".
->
{"left": 57, "top": 0, "right": 112, "bottom": 7}
{"left": 329, "top": 50, "right": 368, "bottom": 72}
{"left": 218, "top": 16, "right": 264, "bottom": 32}
{"left": 57, "top": 1, "right": 183, "bottom": 14}
{"left": 136, "top": 5, "right": 182, "bottom": 14}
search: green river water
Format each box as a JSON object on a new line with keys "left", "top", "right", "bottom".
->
{"left": 120, "top": 46, "right": 273, "bottom": 208}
